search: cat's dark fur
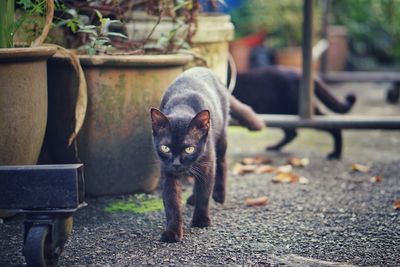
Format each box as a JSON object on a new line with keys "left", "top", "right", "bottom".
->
{"left": 232, "top": 66, "right": 356, "bottom": 159}
{"left": 150, "top": 67, "right": 234, "bottom": 243}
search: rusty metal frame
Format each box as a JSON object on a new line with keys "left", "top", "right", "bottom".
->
{"left": 257, "top": 0, "right": 400, "bottom": 130}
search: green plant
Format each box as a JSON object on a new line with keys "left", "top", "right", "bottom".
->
{"left": 332, "top": 0, "right": 400, "bottom": 64}
{"left": 76, "top": 10, "right": 127, "bottom": 55}
{"left": 0, "top": 0, "right": 50, "bottom": 48}
{"left": 0, "top": 0, "right": 15, "bottom": 48}
{"left": 125, "top": 0, "right": 198, "bottom": 53}
{"left": 55, "top": 0, "right": 219, "bottom": 55}
{"left": 1, "top": 0, "right": 64, "bottom": 47}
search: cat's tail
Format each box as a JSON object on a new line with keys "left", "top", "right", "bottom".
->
{"left": 230, "top": 95, "right": 265, "bottom": 131}
{"left": 315, "top": 77, "right": 356, "bottom": 114}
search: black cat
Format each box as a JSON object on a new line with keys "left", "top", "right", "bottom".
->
{"left": 150, "top": 67, "right": 263, "bottom": 243}
{"left": 232, "top": 66, "right": 356, "bottom": 159}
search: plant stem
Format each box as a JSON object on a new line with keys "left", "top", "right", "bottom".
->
{"left": 0, "top": 0, "right": 15, "bottom": 48}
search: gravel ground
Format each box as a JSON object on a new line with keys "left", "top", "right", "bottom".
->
{"left": 1, "top": 82, "right": 399, "bottom": 266}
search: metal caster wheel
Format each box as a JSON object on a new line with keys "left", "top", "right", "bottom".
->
{"left": 0, "top": 164, "right": 85, "bottom": 265}
{"left": 23, "top": 225, "right": 53, "bottom": 267}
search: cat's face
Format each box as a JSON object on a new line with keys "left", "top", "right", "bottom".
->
{"left": 150, "top": 108, "right": 210, "bottom": 174}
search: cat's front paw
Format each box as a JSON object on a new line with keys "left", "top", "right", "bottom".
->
{"left": 191, "top": 216, "right": 211, "bottom": 228}
{"left": 161, "top": 230, "right": 182, "bottom": 243}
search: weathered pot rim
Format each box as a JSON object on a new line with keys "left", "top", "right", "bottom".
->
{"left": 127, "top": 12, "right": 234, "bottom": 44}
{"left": 51, "top": 53, "right": 194, "bottom": 67}
{"left": 0, "top": 46, "right": 56, "bottom": 62}
{"left": 130, "top": 11, "right": 232, "bottom": 22}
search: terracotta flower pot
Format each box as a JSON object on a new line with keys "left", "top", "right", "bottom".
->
{"left": 276, "top": 46, "right": 320, "bottom": 71}
{"left": 229, "top": 32, "right": 266, "bottom": 73}
{"left": 0, "top": 46, "right": 56, "bottom": 165}
{"left": 46, "top": 54, "right": 193, "bottom": 196}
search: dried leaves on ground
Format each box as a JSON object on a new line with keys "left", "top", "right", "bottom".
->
{"left": 394, "top": 199, "right": 400, "bottom": 210}
{"left": 370, "top": 175, "right": 383, "bottom": 183}
{"left": 350, "top": 163, "right": 384, "bottom": 184}
{"left": 351, "top": 163, "right": 370, "bottom": 173}
{"left": 245, "top": 196, "right": 268, "bottom": 206}
{"left": 241, "top": 155, "right": 272, "bottom": 165}
{"left": 287, "top": 157, "right": 310, "bottom": 167}
{"left": 276, "top": 164, "right": 293, "bottom": 174}
{"left": 272, "top": 173, "right": 299, "bottom": 183}
{"left": 271, "top": 173, "right": 310, "bottom": 184}
{"left": 232, "top": 163, "right": 259, "bottom": 175}
{"left": 233, "top": 155, "right": 310, "bottom": 185}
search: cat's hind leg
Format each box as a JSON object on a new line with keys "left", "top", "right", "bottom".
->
{"left": 315, "top": 108, "right": 342, "bottom": 159}
{"left": 213, "top": 132, "right": 228, "bottom": 204}
{"left": 326, "top": 128, "right": 342, "bottom": 159}
{"left": 267, "top": 128, "right": 297, "bottom": 151}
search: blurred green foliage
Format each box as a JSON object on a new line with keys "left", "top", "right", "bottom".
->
{"left": 230, "top": 0, "right": 321, "bottom": 48}
{"left": 332, "top": 0, "right": 400, "bottom": 65}
{"left": 230, "top": 0, "right": 400, "bottom": 67}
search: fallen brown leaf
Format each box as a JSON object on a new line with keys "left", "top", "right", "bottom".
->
{"left": 276, "top": 164, "right": 293, "bottom": 174}
{"left": 232, "top": 163, "right": 258, "bottom": 175}
{"left": 287, "top": 157, "right": 310, "bottom": 167}
{"left": 299, "top": 176, "right": 310, "bottom": 185}
{"left": 241, "top": 155, "right": 272, "bottom": 165}
{"left": 394, "top": 199, "right": 400, "bottom": 210}
{"left": 272, "top": 172, "right": 299, "bottom": 183}
{"left": 255, "top": 165, "right": 275, "bottom": 174}
{"left": 245, "top": 196, "right": 268, "bottom": 206}
{"left": 370, "top": 175, "right": 383, "bottom": 183}
{"left": 351, "top": 163, "right": 369, "bottom": 173}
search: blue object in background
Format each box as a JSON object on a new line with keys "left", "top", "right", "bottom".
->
{"left": 199, "top": 0, "right": 244, "bottom": 13}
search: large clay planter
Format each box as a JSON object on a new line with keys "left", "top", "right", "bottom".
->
{"left": 47, "top": 54, "right": 192, "bottom": 196}
{"left": 0, "top": 47, "right": 56, "bottom": 165}
{"left": 190, "top": 13, "right": 234, "bottom": 84}
{"left": 126, "top": 12, "right": 234, "bottom": 84}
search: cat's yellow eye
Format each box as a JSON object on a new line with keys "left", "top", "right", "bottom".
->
{"left": 184, "top": 146, "right": 195, "bottom": 154}
{"left": 160, "top": 145, "right": 171, "bottom": 153}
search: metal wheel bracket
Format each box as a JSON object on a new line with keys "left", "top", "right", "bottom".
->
{"left": 23, "top": 215, "right": 66, "bottom": 266}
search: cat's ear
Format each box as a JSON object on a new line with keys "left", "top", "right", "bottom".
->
{"left": 188, "top": 110, "right": 210, "bottom": 136}
{"left": 150, "top": 108, "right": 170, "bottom": 134}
